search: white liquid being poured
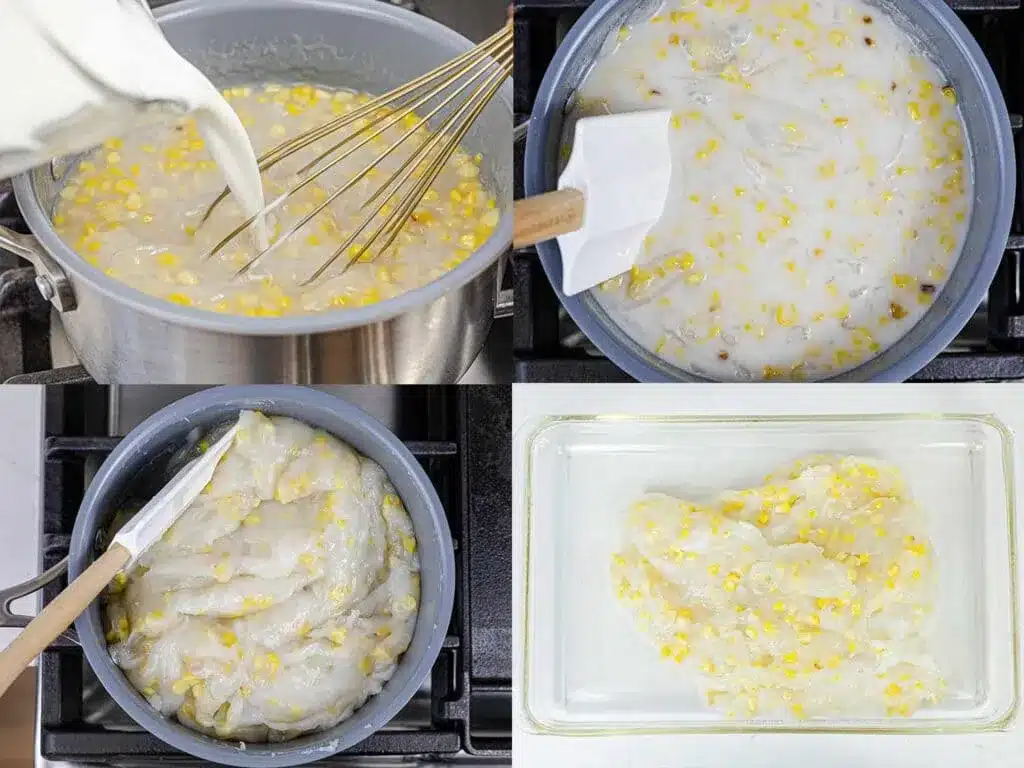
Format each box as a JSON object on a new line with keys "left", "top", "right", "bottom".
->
{"left": 0, "top": 0, "right": 266, "bottom": 244}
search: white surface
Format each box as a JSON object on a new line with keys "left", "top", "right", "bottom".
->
{"left": 558, "top": 110, "right": 672, "bottom": 296}
{"left": 513, "top": 385, "right": 1024, "bottom": 768}
{"left": 0, "top": 386, "right": 45, "bottom": 654}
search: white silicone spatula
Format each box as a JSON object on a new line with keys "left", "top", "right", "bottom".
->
{"left": 0, "top": 421, "right": 239, "bottom": 697}
{"left": 513, "top": 109, "right": 673, "bottom": 295}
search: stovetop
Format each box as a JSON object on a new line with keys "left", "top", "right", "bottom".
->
{"left": 35, "top": 384, "right": 511, "bottom": 767}
{"left": 512, "top": 0, "right": 1024, "bottom": 382}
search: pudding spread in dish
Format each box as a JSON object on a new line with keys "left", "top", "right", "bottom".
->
{"left": 104, "top": 410, "right": 420, "bottom": 741}
{"left": 612, "top": 455, "right": 942, "bottom": 719}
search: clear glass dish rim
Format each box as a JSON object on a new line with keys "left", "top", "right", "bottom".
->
{"left": 520, "top": 412, "right": 1021, "bottom": 737}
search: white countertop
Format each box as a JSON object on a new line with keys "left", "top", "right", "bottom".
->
{"left": 0, "top": 386, "right": 44, "bottom": 653}
{"left": 513, "top": 384, "right": 1024, "bottom": 768}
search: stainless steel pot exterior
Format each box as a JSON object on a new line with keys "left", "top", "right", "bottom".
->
{"left": 10, "top": 0, "right": 513, "bottom": 383}
{"left": 58, "top": 261, "right": 497, "bottom": 383}
{"left": 524, "top": 0, "right": 1015, "bottom": 382}
{"left": 69, "top": 386, "right": 456, "bottom": 767}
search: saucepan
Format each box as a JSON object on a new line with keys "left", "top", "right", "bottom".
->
{"left": 523, "top": 0, "right": 1015, "bottom": 382}
{"left": 0, "top": 385, "right": 455, "bottom": 767}
{"left": 0, "top": 0, "right": 512, "bottom": 383}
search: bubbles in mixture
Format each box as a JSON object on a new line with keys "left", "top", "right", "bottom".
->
{"left": 54, "top": 83, "right": 499, "bottom": 316}
{"left": 570, "top": 0, "right": 971, "bottom": 380}
{"left": 612, "top": 454, "right": 942, "bottom": 719}
{"left": 104, "top": 411, "right": 420, "bottom": 741}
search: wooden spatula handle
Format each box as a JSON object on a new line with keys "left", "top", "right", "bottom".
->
{"left": 513, "top": 188, "right": 585, "bottom": 248}
{"left": 0, "top": 543, "right": 130, "bottom": 698}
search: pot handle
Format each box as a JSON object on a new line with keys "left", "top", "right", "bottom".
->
{"left": 495, "top": 250, "right": 513, "bottom": 319}
{"left": 513, "top": 120, "right": 528, "bottom": 147}
{"left": 0, "top": 225, "right": 77, "bottom": 313}
{"left": 0, "top": 556, "right": 79, "bottom": 646}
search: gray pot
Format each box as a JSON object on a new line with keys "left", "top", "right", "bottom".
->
{"left": 524, "top": 0, "right": 1015, "bottom": 382}
{"left": 0, "top": 0, "right": 512, "bottom": 384}
{"left": 5, "top": 386, "right": 455, "bottom": 767}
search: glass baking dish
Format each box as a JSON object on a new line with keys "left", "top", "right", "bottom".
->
{"left": 520, "top": 414, "right": 1019, "bottom": 735}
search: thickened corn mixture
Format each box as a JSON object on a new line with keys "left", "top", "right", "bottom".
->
{"left": 612, "top": 455, "right": 942, "bottom": 719}
{"left": 53, "top": 83, "right": 498, "bottom": 316}
{"left": 573, "top": 0, "right": 971, "bottom": 380}
{"left": 104, "top": 411, "right": 420, "bottom": 741}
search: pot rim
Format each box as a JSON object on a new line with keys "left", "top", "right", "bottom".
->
{"left": 69, "top": 385, "right": 456, "bottom": 767}
{"left": 524, "top": 0, "right": 1015, "bottom": 382}
{"left": 13, "top": 0, "right": 512, "bottom": 337}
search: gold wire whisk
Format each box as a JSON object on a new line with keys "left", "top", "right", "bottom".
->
{"left": 200, "top": 22, "right": 512, "bottom": 285}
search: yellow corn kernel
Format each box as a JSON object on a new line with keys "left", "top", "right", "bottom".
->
{"left": 775, "top": 304, "right": 797, "bottom": 327}
{"left": 892, "top": 273, "right": 914, "bottom": 289}
{"left": 330, "top": 628, "right": 348, "bottom": 645}
{"left": 171, "top": 675, "right": 200, "bottom": 695}
{"left": 720, "top": 65, "right": 742, "bottom": 84}
{"left": 686, "top": 271, "right": 706, "bottom": 285}
{"left": 329, "top": 585, "right": 351, "bottom": 602}
{"left": 253, "top": 652, "right": 281, "bottom": 676}
{"left": 213, "top": 562, "right": 231, "bottom": 583}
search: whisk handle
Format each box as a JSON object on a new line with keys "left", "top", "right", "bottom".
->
{"left": 513, "top": 188, "right": 585, "bottom": 248}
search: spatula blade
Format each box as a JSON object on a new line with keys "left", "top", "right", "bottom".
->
{"left": 557, "top": 109, "right": 673, "bottom": 296}
{"left": 110, "top": 421, "right": 239, "bottom": 563}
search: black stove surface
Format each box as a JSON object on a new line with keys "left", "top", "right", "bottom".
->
{"left": 512, "top": 0, "right": 1024, "bottom": 382}
{"left": 37, "top": 385, "right": 511, "bottom": 765}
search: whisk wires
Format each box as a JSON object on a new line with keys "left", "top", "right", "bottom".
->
{"left": 200, "top": 22, "right": 512, "bottom": 285}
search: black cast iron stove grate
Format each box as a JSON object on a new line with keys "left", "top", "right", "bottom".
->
{"left": 512, "top": 0, "right": 1024, "bottom": 382}
{"left": 36, "top": 385, "right": 511, "bottom": 765}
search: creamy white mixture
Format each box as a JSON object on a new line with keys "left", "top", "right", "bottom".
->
{"left": 2, "top": 0, "right": 265, "bottom": 227}
{"left": 53, "top": 83, "right": 497, "bottom": 315}
{"left": 613, "top": 455, "right": 941, "bottom": 719}
{"left": 104, "top": 411, "right": 421, "bottom": 741}
{"left": 571, "top": 0, "right": 971, "bottom": 380}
